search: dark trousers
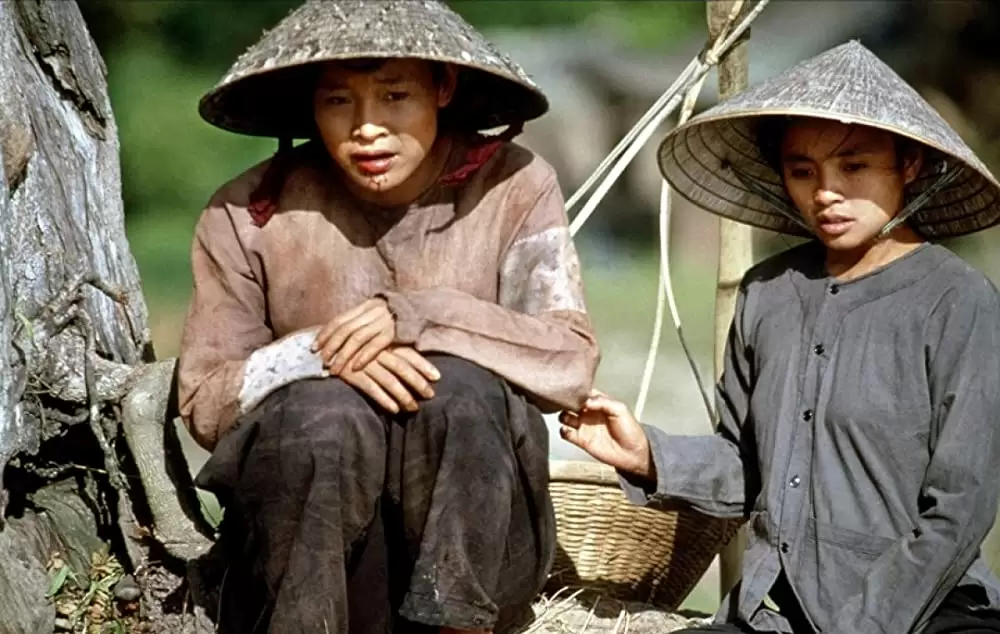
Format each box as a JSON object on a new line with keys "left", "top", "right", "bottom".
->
{"left": 195, "top": 355, "right": 555, "bottom": 633}
{"left": 675, "top": 585, "right": 1000, "bottom": 633}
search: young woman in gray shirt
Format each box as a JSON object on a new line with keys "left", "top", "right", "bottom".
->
{"left": 561, "top": 41, "right": 1000, "bottom": 634}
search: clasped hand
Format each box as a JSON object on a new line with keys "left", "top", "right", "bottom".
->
{"left": 559, "top": 390, "right": 655, "bottom": 481}
{"left": 311, "top": 298, "right": 439, "bottom": 414}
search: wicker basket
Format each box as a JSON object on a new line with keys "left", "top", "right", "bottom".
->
{"left": 546, "top": 459, "right": 743, "bottom": 610}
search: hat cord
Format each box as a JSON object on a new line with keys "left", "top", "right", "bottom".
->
{"left": 877, "top": 161, "right": 963, "bottom": 238}
{"left": 726, "top": 161, "right": 814, "bottom": 234}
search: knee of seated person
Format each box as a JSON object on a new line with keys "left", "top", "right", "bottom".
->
{"left": 271, "top": 378, "right": 383, "bottom": 448}
{"left": 417, "top": 356, "right": 511, "bottom": 441}
{"left": 421, "top": 354, "right": 507, "bottom": 403}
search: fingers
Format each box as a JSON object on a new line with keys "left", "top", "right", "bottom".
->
{"left": 377, "top": 350, "right": 436, "bottom": 400}
{"left": 313, "top": 299, "right": 391, "bottom": 368}
{"left": 392, "top": 347, "right": 441, "bottom": 382}
{"left": 582, "top": 393, "right": 633, "bottom": 420}
{"left": 343, "top": 320, "right": 394, "bottom": 372}
{"left": 558, "top": 410, "right": 581, "bottom": 429}
{"left": 365, "top": 361, "right": 420, "bottom": 413}
{"left": 313, "top": 300, "right": 375, "bottom": 350}
{"left": 340, "top": 367, "right": 400, "bottom": 414}
{"left": 326, "top": 311, "right": 393, "bottom": 374}
{"left": 341, "top": 359, "right": 420, "bottom": 414}
{"left": 558, "top": 423, "right": 584, "bottom": 448}
{"left": 559, "top": 397, "right": 632, "bottom": 427}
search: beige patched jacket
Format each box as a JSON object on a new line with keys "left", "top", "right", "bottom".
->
{"left": 177, "top": 136, "right": 599, "bottom": 450}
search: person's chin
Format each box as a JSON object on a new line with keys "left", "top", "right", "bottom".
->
{"left": 821, "top": 230, "right": 873, "bottom": 252}
{"left": 350, "top": 170, "right": 403, "bottom": 193}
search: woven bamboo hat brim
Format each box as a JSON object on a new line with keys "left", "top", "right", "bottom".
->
{"left": 656, "top": 40, "right": 1000, "bottom": 239}
{"left": 199, "top": 0, "right": 548, "bottom": 138}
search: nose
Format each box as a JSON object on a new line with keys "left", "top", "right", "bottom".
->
{"left": 813, "top": 168, "right": 845, "bottom": 207}
{"left": 814, "top": 188, "right": 844, "bottom": 207}
{"left": 355, "top": 122, "right": 386, "bottom": 142}
{"left": 352, "top": 100, "right": 387, "bottom": 142}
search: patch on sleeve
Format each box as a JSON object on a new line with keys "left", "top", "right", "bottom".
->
{"left": 238, "top": 328, "right": 327, "bottom": 414}
{"left": 499, "top": 227, "right": 587, "bottom": 315}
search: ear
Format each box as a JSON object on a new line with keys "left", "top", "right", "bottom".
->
{"left": 902, "top": 145, "right": 924, "bottom": 186}
{"left": 437, "top": 64, "right": 458, "bottom": 109}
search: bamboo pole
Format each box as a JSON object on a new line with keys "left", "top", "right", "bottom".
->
{"left": 707, "top": 0, "right": 755, "bottom": 599}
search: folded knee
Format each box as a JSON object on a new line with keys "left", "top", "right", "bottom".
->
{"left": 261, "top": 378, "right": 385, "bottom": 457}
{"left": 422, "top": 355, "right": 507, "bottom": 405}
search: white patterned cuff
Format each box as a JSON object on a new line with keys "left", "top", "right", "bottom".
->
{"left": 238, "top": 328, "right": 327, "bottom": 415}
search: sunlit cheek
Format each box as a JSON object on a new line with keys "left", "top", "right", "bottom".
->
{"left": 396, "top": 111, "right": 438, "bottom": 154}
{"left": 784, "top": 183, "right": 813, "bottom": 215}
{"left": 316, "top": 109, "right": 350, "bottom": 141}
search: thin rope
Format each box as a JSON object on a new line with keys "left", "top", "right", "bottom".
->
{"left": 567, "top": 0, "right": 771, "bottom": 425}
{"left": 568, "top": 0, "right": 771, "bottom": 237}
{"left": 564, "top": 57, "right": 700, "bottom": 215}
{"left": 635, "top": 74, "right": 713, "bottom": 422}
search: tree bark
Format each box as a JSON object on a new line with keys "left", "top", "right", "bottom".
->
{"left": 0, "top": 2, "right": 213, "bottom": 632}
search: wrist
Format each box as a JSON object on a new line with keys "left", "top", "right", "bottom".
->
{"left": 635, "top": 437, "right": 656, "bottom": 482}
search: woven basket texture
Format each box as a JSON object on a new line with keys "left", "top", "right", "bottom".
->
{"left": 547, "top": 460, "right": 743, "bottom": 609}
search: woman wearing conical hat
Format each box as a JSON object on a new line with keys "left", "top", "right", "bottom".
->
{"left": 561, "top": 41, "right": 1000, "bottom": 633}
{"left": 176, "top": 1, "right": 598, "bottom": 632}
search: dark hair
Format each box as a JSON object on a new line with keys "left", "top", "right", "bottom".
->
{"left": 754, "top": 115, "right": 924, "bottom": 174}
{"left": 331, "top": 58, "right": 449, "bottom": 85}
{"left": 755, "top": 116, "right": 789, "bottom": 173}
{"left": 309, "top": 57, "right": 455, "bottom": 133}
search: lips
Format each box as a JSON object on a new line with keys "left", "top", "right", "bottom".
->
{"left": 816, "top": 212, "right": 855, "bottom": 237}
{"left": 351, "top": 150, "right": 396, "bottom": 176}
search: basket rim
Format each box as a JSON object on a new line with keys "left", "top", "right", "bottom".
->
{"left": 549, "top": 459, "right": 619, "bottom": 486}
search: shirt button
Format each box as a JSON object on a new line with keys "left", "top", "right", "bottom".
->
{"left": 789, "top": 475, "right": 801, "bottom": 488}
{"left": 802, "top": 409, "right": 813, "bottom": 421}
{"left": 814, "top": 343, "right": 825, "bottom": 355}
{"left": 780, "top": 542, "right": 790, "bottom": 554}
{"left": 830, "top": 285, "right": 840, "bottom": 295}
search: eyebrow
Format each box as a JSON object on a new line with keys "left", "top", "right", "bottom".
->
{"left": 317, "top": 75, "right": 410, "bottom": 90}
{"left": 782, "top": 142, "right": 883, "bottom": 163}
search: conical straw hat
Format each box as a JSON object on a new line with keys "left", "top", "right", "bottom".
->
{"left": 656, "top": 40, "right": 1000, "bottom": 239}
{"left": 199, "top": 0, "right": 548, "bottom": 138}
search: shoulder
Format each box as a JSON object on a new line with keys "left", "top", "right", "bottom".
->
{"left": 203, "top": 155, "right": 272, "bottom": 214}
{"left": 460, "top": 135, "right": 560, "bottom": 199}
{"left": 741, "top": 240, "right": 820, "bottom": 292}
{"left": 450, "top": 134, "right": 567, "bottom": 242}
{"left": 925, "top": 245, "right": 1000, "bottom": 319}
{"left": 195, "top": 143, "right": 324, "bottom": 239}
{"left": 193, "top": 153, "right": 273, "bottom": 241}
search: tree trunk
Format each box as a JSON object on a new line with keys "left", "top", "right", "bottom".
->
{"left": 0, "top": 2, "right": 214, "bottom": 632}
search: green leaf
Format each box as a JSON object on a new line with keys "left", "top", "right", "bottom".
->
{"left": 14, "top": 311, "right": 34, "bottom": 342}
{"left": 47, "top": 566, "right": 70, "bottom": 598}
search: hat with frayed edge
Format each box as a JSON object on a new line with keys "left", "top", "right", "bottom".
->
{"left": 199, "top": 0, "right": 548, "bottom": 138}
{"left": 656, "top": 40, "right": 1000, "bottom": 239}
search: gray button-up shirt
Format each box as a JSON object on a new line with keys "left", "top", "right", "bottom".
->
{"left": 623, "top": 242, "right": 1000, "bottom": 633}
